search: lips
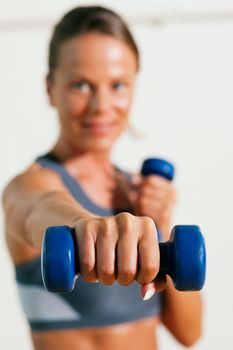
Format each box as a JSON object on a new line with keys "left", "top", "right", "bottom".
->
{"left": 81, "top": 120, "right": 118, "bottom": 135}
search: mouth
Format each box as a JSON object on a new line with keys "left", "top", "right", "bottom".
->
{"left": 81, "top": 120, "right": 118, "bottom": 135}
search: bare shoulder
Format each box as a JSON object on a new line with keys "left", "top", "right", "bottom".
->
{"left": 2, "top": 163, "right": 68, "bottom": 263}
{"left": 2, "top": 161, "right": 69, "bottom": 228}
{"left": 3, "top": 162, "right": 66, "bottom": 201}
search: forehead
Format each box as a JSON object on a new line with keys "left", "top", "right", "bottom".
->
{"left": 57, "top": 33, "right": 137, "bottom": 77}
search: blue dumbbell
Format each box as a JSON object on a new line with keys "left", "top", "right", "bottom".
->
{"left": 141, "top": 158, "right": 175, "bottom": 181}
{"left": 42, "top": 225, "right": 206, "bottom": 293}
{"left": 41, "top": 158, "right": 206, "bottom": 293}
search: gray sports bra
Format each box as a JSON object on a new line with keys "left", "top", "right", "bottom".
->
{"left": 15, "top": 154, "right": 163, "bottom": 332}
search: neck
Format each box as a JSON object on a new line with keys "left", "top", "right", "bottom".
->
{"left": 51, "top": 136, "right": 113, "bottom": 169}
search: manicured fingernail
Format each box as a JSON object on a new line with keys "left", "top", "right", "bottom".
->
{"left": 142, "top": 285, "right": 156, "bottom": 300}
{"left": 143, "top": 288, "right": 155, "bottom": 301}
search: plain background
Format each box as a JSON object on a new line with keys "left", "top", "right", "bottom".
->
{"left": 0, "top": 0, "right": 233, "bottom": 348}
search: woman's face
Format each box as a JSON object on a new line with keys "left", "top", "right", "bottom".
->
{"left": 47, "top": 32, "right": 138, "bottom": 154}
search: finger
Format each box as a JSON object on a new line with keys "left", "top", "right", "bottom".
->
{"left": 96, "top": 218, "right": 117, "bottom": 285}
{"left": 136, "top": 217, "right": 160, "bottom": 284}
{"left": 141, "top": 179, "right": 175, "bottom": 203}
{"left": 139, "top": 185, "right": 171, "bottom": 201}
{"left": 138, "top": 184, "right": 175, "bottom": 210}
{"left": 143, "top": 175, "right": 171, "bottom": 188}
{"left": 116, "top": 213, "right": 138, "bottom": 286}
{"left": 138, "top": 196, "right": 166, "bottom": 213}
{"left": 117, "top": 231, "right": 138, "bottom": 286}
{"left": 140, "top": 186, "right": 168, "bottom": 200}
{"left": 77, "top": 221, "right": 97, "bottom": 282}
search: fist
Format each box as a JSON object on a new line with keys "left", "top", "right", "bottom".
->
{"left": 130, "top": 174, "right": 177, "bottom": 239}
{"left": 72, "top": 212, "right": 165, "bottom": 298}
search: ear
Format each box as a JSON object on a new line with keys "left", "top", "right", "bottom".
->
{"left": 46, "top": 73, "right": 56, "bottom": 107}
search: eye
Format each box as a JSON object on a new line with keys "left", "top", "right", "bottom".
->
{"left": 112, "top": 82, "right": 127, "bottom": 92}
{"left": 72, "top": 81, "right": 90, "bottom": 92}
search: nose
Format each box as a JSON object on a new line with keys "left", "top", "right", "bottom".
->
{"left": 89, "top": 86, "right": 112, "bottom": 114}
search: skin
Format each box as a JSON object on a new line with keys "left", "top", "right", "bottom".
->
{"left": 3, "top": 33, "right": 202, "bottom": 350}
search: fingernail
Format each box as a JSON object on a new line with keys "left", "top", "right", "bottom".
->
{"left": 142, "top": 286, "right": 156, "bottom": 301}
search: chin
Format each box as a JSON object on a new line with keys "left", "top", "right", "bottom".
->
{"left": 76, "top": 139, "right": 114, "bottom": 154}
{"left": 76, "top": 133, "right": 121, "bottom": 153}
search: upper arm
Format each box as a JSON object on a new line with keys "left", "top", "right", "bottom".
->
{"left": 2, "top": 163, "right": 68, "bottom": 237}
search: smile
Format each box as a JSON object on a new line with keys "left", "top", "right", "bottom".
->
{"left": 81, "top": 121, "right": 118, "bottom": 135}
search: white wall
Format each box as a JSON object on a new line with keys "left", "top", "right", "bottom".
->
{"left": 0, "top": 1, "right": 233, "bottom": 349}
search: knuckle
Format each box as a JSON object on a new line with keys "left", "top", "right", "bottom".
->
{"left": 123, "top": 277, "right": 135, "bottom": 286}
{"left": 81, "top": 258, "right": 93, "bottom": 274}
{"left": 122, "top": 268, "right": 135, "bottom": 279}
{"left": 101, "top": 218, "right": 111, "bottom": 236}
{"left": 142, "top": 216, "right": 156, "bottom": 232}
{"left": 136, "top": 274, "right": 146, "bottom": 284}
{"left": 118, "top": 280, "right": 132, "bottom": 286}
{"left": 118, "top": 276, "right": 135, "bottom": 286}
{"left": 80, "top": 220, "right": 97, "bottom": 240}
{"left": 142, "top": 262, "right": 159, "bottom": 283}
{"left": 117, "top": 267, "right": 135, "bottom": 286}
{"left": 102, "top": 277, "right": 115, "bottom": 286}
{"left": 100, "top": 217, "right": 116, "bottom": 237}
{"left": 116, "top": 212, "right": 134, "bottom": 230}
{"left": 118, "top": 211, "right": 133, "bottom": 221}
{"left": 143, "top": 263, "right": 159, "bottom": 278}
{"left": 83, "top": 218, "right": 95, "bottom": 230}
{"left": 100, "top": 265, "right": 114, "bottom": 278}
{"left": 83, "top": 274, "right": 98, "bottom": 283}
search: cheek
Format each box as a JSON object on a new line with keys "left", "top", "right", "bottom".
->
{"left": 114, "top": 94, "right": 132, "bottom": 115}
{"left": 62, "top": 94, "right": 89, "bottom": 119}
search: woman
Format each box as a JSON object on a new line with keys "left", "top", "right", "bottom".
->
{"left": 2, "top": 6, "right": 202, "bottom": 350}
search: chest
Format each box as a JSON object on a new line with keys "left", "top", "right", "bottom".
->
{"left": 76, "top": 171, "right": 132, "bottom": 210}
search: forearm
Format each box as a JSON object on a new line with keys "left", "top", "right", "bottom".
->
{"left": 3, "top": 182, "right": 94, "bottom": 251}
{"left": 161, "top": 277, "right": 203, "bottom": 346}
{"left": 25, "top": 191, "right": 93, "bottom": 249}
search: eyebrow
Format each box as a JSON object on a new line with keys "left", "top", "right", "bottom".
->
{"left": 65, "top": 70, "right": 132, "bottom": 82}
